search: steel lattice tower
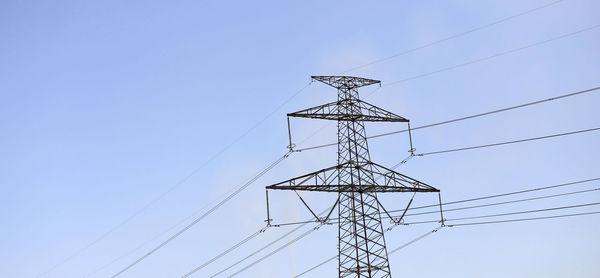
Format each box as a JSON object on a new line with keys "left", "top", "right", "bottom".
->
{"left": 266, "top": 76, "right": 439, "bottom": 278}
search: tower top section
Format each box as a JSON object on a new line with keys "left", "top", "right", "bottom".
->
{"left": 311, "top": 76, "right": 380, "bottom": 90}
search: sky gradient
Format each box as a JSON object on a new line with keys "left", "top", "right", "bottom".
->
{"left": 1, "top": 0, "right": 599, "bottom": 277}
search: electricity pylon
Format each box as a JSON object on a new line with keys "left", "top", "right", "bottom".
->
{"left": 265, "top": 76, "right": 440, "bottom": 278}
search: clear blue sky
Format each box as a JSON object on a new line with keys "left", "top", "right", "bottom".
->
{"left": 1, "top": 0, "right": 599, "bottom": 277}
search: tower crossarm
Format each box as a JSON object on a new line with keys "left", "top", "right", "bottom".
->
{"left": 267, "top": 75, "right": 439, "bottom": 278}
{"left": 287, "top": 99, "right": 408, "bottom": 122}
{"left": 311, "top": 75, "right": 381, "bottom": 89}
{"left": 266, "top": 161, "right": 438, "bottom": 193}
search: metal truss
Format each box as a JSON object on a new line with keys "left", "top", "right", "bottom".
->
{"left": 266, "top": 76, "right": 439, "bottom": 278}
{"left": 311, "top": 76, "right": 381, "bottom": 89}
{"left": 266, "top": 161, "right": 438, "bottom": 193}
{"left": 287, "top": 99, "right": 409, "bottom": 122}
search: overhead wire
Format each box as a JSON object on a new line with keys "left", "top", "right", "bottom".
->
{"left": 394, "top": 188, "right": 600, "bottom": 217}
{"left": 201, "top": 206, "right": 333, "bottom": 277}
{"left": 39, "top": 3, "right": 594, "bottom": 276}
{"left": 211, "top": 125, "right": 598, "bottom": 273}
{"left": 269, "top": 177, "right": 600, "bottom": 227}
{"left": 418, "top": 178, "right": 600, "bottom": 210}
{"left": 385, "top": 205, "right": 600, "bottom": 226}
{"left": 448, "top": 211, "right": 600, "bottom": 226}
{"left": 95, "top": 7, "right": 597, "bottom": 278}
{"left": 227, "top": 224, "right": 326, "bottom": 277}
{"left": 294, "top": 225, "right": 444, "bottom": 277}
{"left": 415, "top": 127, "right": 600, "bottom": 156}
{"left": 383, "top": 24, "right": 600, "bottom": 87}
{"left": 207, "top": 223, "right": 310, "bottom": 278}
{"left": 336, "top": 0, "right": 565, "bottom": 74}
{"left": 280, "top": 187, "right": 600, "bottom": 226}
{"left": 295, "top": 209, "right": 600, "bottom": 276}
{"left": 442, "top": 202, "right": 600, "bottom": 222}
{"left": 295, "top": 86, "right": 600, "bottom": 152}
{"left": 198, "top": 131, "right": 599, "bottom": 275}
{"left": 209, "top": 175, "right": 599, "bottom": 276}
{"left": 37, "top": 82, "right": 312, "bottom": 277}
{"left": 84, "top": 217, "right": 187, "bottom": 277}
{"left": 110, "top": 151, "right": 292, "bottom": 277}
{"left": 180, "top": 226, "right": 268, "bottom": 278}
{"left": 200, "top": 21, "right": 600, "bottom": 278}
{"left": 205, "top": 154, "right": 414, "bottom": 277}
{"left": 90, "top": 15, "right": 596, "bottom": 278}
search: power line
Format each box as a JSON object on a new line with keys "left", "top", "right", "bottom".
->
{"left": 295, "top": 86, "right": 600, "bottom": 152}
{"left": 394, "top": 188, "right": 600, "bottom": 217}
{"left": 399, "top": 203, "right": 600, "bottom": 226}
{"left": 426, "top": 178, "right": 600, "bottom": 210}
{"left": 109, "top": 34, "right": 597, "bottom": 274}
{"left": 276, "top": 189, "right": 600, "bottom": 227}
{"left": 294, "top": 255, "right": 336, "bottom": 278}
{"left": 388, "top": 226, "right": 443, "bottom": 254}
{"left": 444, "top": 202, "right": 600, "bottom": 222}
{"left": 81, "top": 21, "right": 597, "bottom": 278}
{"left": 389, "top": 204, "right": 600, "bottom": 226}
{"left": 294, "top": 228, "right": 443, "bottom": 277}
{"left": 37, "top": 6, "right": 594, "bottom": 276}
{"left": 336, "top": 0, "right": 564, "bottom": 74}
{"left": 270, "top": 178, "right": 600, "bottom": 227}
{"left": 187, "top": 25, "right": 599, "bottom": 271}
{"left": 205, "top": 156, "right": 417, "bottom": 276}
{"left": 201, "top": 159, "right": 416, "bottom": 277}
{"left": 111, "top": 152, "right": 291, "bottom": 277}
{"left": 207, "top": 224, "right": 309, "bottom": 277}
{"left": 84, "top": 218, "right": 184, "bottom": 277}
{"left": 86, "top": 156, "right": 293, "bottom": 277}
{"left": 448, "top": 211, "right": 600, "bottom": 227}
{"left": 227, "top": 224, "right": 325, "bottom": 277}
{"left": 383, "top": 24, "right": 600, "bottom": 86}
{"left": 37, "top": 83, "right": 311, "bottom": 277}
{"left": 295, "top": 226, "right": 444, "bottom": 277}
{"left": 215, "top": 181, "right": 599, "bottom": 276}
{"left": 180, "top": 227, "right": 268, "bottom": 278}
{"left": 202, "top": 205, "right": 333, "bottom": 277}
{"left": 415, "top": 127, "right": 600, "bottom": 156}
{"left": 296, "top": 209, "right": 600, "bottom": 276}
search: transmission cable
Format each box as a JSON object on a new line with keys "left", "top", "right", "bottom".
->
{"left": 390, "top": 204, "right": 600, "bottom": 226}
{"left": 39, "top": 9, "right": 595, "bottom": 277}
{"left": 207, "top": 155, "right": 416, "bottom": 276}
{"left": 227, "top": 224, "right": 326, "bottom": 277}
{"left": 336, "top": 0, "right": 564, "bottom": 74}
{"left": 393, "top": 187, "right": 599, "bottom": 217}
{"left": 177, "top": 83, "right": 598, "bottom": 276}
{"left": 199, "top": 156, "right": 415, "bottom": 277}
{"left": 202, "top": 205, "right": 332, "bottom": 277}
{"left": 204, "top": 27, "right": 600, "bottom": 274}
{"left": 206, "top": 224, "right": 309, "bottom": 277}
{"left": 448, "top": 211, "right": 600, "bottom": 227}
{"left": 215, "top": 184, "right": 599, "bottom": 276}
{"left": 296, "top": 209, "right": 600, "bottom": 276}
{"left": 444, "top": 202, "right": 600, "bottom": 222}
{"left": 416, "top": 127, "right": 599, "bottom": 156}
{"left": 295, "top": 225, "right": 444, "bottom": 277}
{"left": 415, "top": 177, "right": 600, "bottom": 210}
{"left": 383, "top": 24, "right": 600, "bottom": 87}
{"left": 37, "top": 82, "right": 311, "bottom": 277}
{"left": 179, "top": 226, "right": 268, "bottom": 277}
{"left": 110, "top": 151, "right": 292, "bottom": 277}
{"left": 295, "top": 86, "right": 600, "bottom": 152}
{"left": 269, "top": 177, "right": 600, "bottom": 227}
{"left": 280, "top": 187, "right": 600, "bottom": 226}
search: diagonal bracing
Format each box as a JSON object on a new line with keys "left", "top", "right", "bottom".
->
{"left": 266, "top": 76, "right": 440, "bottom": 278}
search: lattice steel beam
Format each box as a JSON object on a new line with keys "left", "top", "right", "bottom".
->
{"left": 266, "top": 76, "right": 439, "bottom": 278}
